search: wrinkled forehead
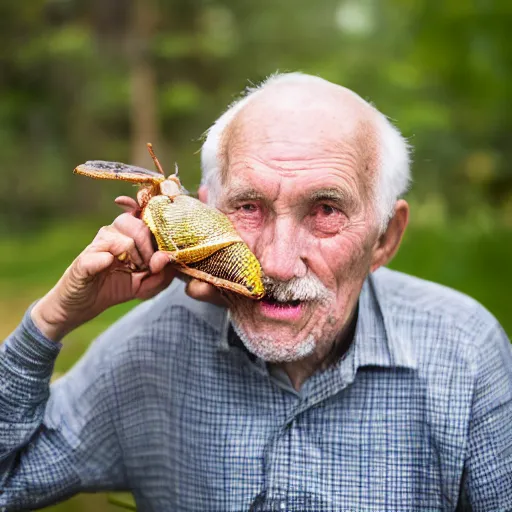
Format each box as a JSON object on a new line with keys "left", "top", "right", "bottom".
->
{"left": 218, "top": 84, "right": 379, "bottom": 198}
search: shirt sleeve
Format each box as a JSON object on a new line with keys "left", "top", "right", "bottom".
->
{"left": 464, "top": 321, "right": 512, "bottom": 511}
{"left": 0, "top": 305, "right": 127, "bottom": 510}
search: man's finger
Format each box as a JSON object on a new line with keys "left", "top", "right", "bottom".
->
{"left": 185, "top": 279, "right": 227, "bottom": 307}
{"left": 115, "top": 196, "right": 140, "bottom": 213}
{"left": 75, "top": 251, "right": 115, "bottom": 278}
{"left": 91, "top": 226, "right": 146, "bottom": 270}
{"left": 112, "top": 213, "right": 154, "bottom": 265}
{"left": 149, "top": 251, "right": 172, "bottom": 274}
{"left": 136, "top": 265, "right": 177, "bottom": 300}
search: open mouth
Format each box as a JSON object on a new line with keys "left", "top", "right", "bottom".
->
{"left": 259, "top": 296, "right": 305, "bottom": 321}
{"left": 262, "top": 297, "right": 302, "bottom": 308}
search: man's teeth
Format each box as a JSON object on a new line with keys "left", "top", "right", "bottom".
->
{"left": 264, "top": 297, "right": 302, "bottom": 307}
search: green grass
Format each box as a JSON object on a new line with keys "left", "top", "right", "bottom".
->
{"left": 0, "top": 217, "right": 510, "bottom": 511}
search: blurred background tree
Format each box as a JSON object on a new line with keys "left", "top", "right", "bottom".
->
{"left": 0, "top": 0, "right": 511, "bottom": 230}
{"left": 0, "top": 0, "right": 510, "bottom": 510}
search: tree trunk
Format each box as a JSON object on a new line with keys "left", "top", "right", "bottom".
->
{"left": 129, "top": 0, "right": 159, "bottom": 168}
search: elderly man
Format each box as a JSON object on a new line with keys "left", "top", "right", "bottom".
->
{"left": 1, "top": 73, "right": 511, "bottom": 512}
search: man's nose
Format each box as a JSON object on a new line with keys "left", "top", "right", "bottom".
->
{"left": 257, "top": 219, "right": 306, "bottom": 281}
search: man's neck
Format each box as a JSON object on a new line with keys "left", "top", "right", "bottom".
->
{"left": 273, "top": 304, "right": 359, "bottom": 391}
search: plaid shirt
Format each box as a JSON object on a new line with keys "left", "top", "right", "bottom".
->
{"left": 1, "top": 268, "right": 511, "bottom": 512}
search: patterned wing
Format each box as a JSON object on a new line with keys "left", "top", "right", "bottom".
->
{"left": 187, "top": 243, "right": 265, "bottom": 299}
{"left": 74, "top": 161, "right": 166, "bottom": 184}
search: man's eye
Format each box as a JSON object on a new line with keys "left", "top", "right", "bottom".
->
{"left": 320, "top": 204, "right": 337, "bottom": 215}
{"left": 239, "top": 204, "right": 257, "bottom": 213}
{"left": 232, "top": 202, "right": 263, "bottom": 229}
{"left": 310, "top": 203, "right": 346, "bottom": 235}
{"left": 313, "top": 203, "right": 341, "bottom": 217}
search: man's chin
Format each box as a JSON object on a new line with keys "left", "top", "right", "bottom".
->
{"left": 228, "top": 297, "right": 335, "bottom": 362}
{"left": 231, "top": 319, "right": 316, "bottom": 363}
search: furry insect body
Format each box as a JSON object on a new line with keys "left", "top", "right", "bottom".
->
{"left": 74, "top": 144, "right": 265, "bottom": 299}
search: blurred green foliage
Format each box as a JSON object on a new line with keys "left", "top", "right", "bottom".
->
{"left": 1, "top": 0, "right": 511, "bottom": 230}
{"left": 0, "top": 0, "right": 511, "bottom": 510}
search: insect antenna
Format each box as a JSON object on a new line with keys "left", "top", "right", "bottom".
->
{"left": 146, "top": 142, "right": 165, "bottom": 175}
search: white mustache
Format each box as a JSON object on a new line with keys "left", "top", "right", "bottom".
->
{"left": 262, "top": 274, "right": 332, "bottom": 302}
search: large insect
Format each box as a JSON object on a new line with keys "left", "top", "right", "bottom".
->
{"left": 74, "top": 143, "right": 265, "bottom": 299}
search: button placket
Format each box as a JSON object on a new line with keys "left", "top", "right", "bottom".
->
{"left": 259, "top": 395, "right": 300, "bottom": 501}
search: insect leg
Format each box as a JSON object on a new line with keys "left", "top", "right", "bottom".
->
{"left": 146, "top": 143, "right": 165, "bottom": 175}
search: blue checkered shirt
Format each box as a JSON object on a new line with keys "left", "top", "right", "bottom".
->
{"left": 1, "top": 268, "right": 511, "bottom": 511}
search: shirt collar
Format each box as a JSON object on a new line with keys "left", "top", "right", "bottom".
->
{"left": 218, "top": 310, "right": 231, "bottom": 352}
{"left": 218, "top": 269, "right": 417, "bottom": 371}
{"left": 353, "top": 271, "right": 417, "bottom": 370}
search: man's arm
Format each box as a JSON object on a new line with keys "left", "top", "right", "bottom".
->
{"left": 0, "top": 201, "right": 222, "bottom": 510}
{"left": 0, "top": 208, "right": 177, "bottom": 510}
{"left": 0, "top": 306, "right": 126, "bottom": 510}
{"left": 464, "top": 321, "right": 512, "bottom": 511}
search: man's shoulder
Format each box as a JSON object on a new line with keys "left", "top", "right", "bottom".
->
{"left": 109, "top": 279, "right": 225, "bottom": 340}
{"left": 84, "top": 280, "right": 226, "bottom": 368}
{"left": 373, "top": 267, "right": 501, "bottom": 348}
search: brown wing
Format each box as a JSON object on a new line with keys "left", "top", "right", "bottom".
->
{"left": 74, "top": 161, "right": 166, "bottom": 185}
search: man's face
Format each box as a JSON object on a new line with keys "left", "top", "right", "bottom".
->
{"left": 215, "top": 90, "right": 381, "bottom": 363}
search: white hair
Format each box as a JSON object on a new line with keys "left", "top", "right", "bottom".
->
{"left": 200, "top": 72, "right": 411, "bottom": 230}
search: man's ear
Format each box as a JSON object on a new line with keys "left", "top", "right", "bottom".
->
{"left": 198, "top": 185, "right": 208, "bottom": 204}
{"left": 370, "top": 200, "right": 409, "bottom": 272}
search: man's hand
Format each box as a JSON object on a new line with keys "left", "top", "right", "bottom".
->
{"left": 31, "top": 195, "right": 227, "bottom": 342}
{"left": 31, "top": 208, "right": 177, "bottom": 341}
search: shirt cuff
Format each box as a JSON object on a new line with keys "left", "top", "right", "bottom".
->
{"left": 1, "top": 302, "right": 62, "bottom": 381}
